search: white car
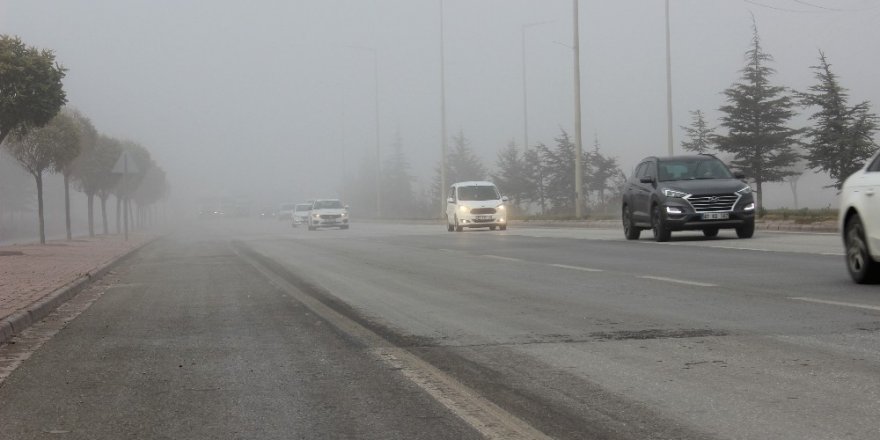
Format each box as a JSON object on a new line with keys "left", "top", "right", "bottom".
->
{"left": 277, "top": 203, "right": 296, "bottom": 221}
{"left": 292, "top": 203, "right": 312, "bottom": 226}
{"left": 840, "top": 151, "right": 880, "bottom": 283}
{"left": 445, "top": 181, "right": 509, "bottom": 232}
{"left": 308, "top": 199, "right": 349, "bottom": 231}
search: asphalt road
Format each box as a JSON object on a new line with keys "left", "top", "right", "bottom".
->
{"left": 1, "top": 218, "right": 878, "bottom": 439}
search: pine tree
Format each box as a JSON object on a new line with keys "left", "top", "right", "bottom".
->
{"left": 381, "top": 132, "right": 416, "bottom": 218}
{"left": 538, "top": 129, "right": 590, "bottom": 214}
{"left": 715, "top": 22, "right": 801, "bottom": 212}
{"left": 680, "top": 110, "right": 715, "bottom": 154}
{"left": 799, "top": 51, "right": 879, "bottom": 190}
{"left": 432, "top": 130, "right": 487, "bottom": 201}
{"left": 491, "top": 141, "right": 529, "bottom": 211}
{"left": 588, "top": 136, "right": 621, "bottom": 211}
{"left": 522, "top": 147, "right": 547, "bottom": 215}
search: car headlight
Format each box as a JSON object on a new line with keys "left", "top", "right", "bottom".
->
{"left": 459, "top": 205, "right": 468, "bottom": 213}
{"left": 312, "top": 213, "right": 320, "bottom": 218}
{"left": 496, "top": 204, "right": 505, "bottom": 210}
{"left": 662, "top": 188, "right": 690, "bottom": 198}
{"left": 744, "top": 202, "right": 755, "bottom": 211}
{"left": 737, "top": 185, "right": 753, "bottom": 195}
{"left": 341, "top": 212, "right": 348, "bottom": 217}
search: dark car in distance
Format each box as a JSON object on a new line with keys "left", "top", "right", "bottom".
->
{"left": 621, "top": 154, "right": 756, "bottom": 242}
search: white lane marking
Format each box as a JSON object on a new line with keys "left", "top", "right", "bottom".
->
{"left": 638, "top": 275, "right": 718, "bottom": 287}
{"left": 789, "top": 297, "right": 880, "bottom": 312}
{"left": 438, "top": 249, "right": 456, "bottom": 253}
{"left": 550, "top": 263, "right": 604, "bottom": 273}
{"left": 480, "top": 255, "right": 523, "bottom": 262}
{"left": 238, "top": 248, "right": 552, "bottom": 440}
{"left": 820, "top": 252, "right": 846, "bottom": 256}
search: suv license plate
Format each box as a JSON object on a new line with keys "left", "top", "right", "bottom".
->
{"left": 476, "top": 215, "right": 492, "bottom": 221}
{"left": 703, "top": 212, "right": 729, "bottom": 220}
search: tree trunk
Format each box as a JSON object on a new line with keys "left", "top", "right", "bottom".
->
{"left": 64, "top": 173, "right": 72, "bottom": 240}
{"left": 789, "top": 179, "right": 799, "bottom": 210}
{"left": 116, "top": 197, "right": 121, "bottom": 235}
{"left": 87, "top": 194, "right": 95, "bottom": 237}
{"left": 100, "top": 196, "right": 109, "bottom": 235}
{"left": 756, "top": 180, "right": 764, "bottom": 217}
{"left": 35, "top": 173, "right": 45, "bottom": 245}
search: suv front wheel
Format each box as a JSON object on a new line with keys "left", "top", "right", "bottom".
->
{"left": 735, "top": 219, "right": 755, "bottom": 239}
{"left": 652, "top": 205, "right": 671, "bottom": 242}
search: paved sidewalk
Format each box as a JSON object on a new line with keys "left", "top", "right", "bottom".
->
{"left": 0, "top": 234, "right": 154, "bottom": 344}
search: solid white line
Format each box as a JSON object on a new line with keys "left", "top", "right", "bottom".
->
{"left": 638, "top": 275, "right": 718, "bottom": 287}
{"left": 820, "top": 252, "right": 845, "bottom": 256}
{"left": 550, "top": 263, "right": 604, "bottom": 273}
{"left": 480, "top": 255, "right": 523, "bottom": 262}
{"left": 789, "top": 297, "right": 880, "bottom": 312}
{"left": 237, "top": 248, "right": 552, "bottom": 440}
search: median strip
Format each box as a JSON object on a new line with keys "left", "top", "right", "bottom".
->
{"left": 480, "top": 255, "right": 523, "bottom": 262}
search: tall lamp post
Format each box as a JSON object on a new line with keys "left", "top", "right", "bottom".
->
{"left": 572, "top": 0, "right": 584, "bottom": 219}
{"left": 522, "top": 21, "right": 553, "bottom": 151}
{"left": 439, "top": 0, "right": 448, "bottom": 217}
{"left": 348, "top": 45, "right": 382, "bottom": 217}
{"left": 665, "top": 0, "right": 674, "bottom": 156}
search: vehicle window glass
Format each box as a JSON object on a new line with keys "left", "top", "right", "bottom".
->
{"left": 657, "top": 159, "right": 732, "bottom": 181}
{"left": 867, "top": 154, "right": 880, "bottom": 172}
{"left": 457, "top": 185, "right": 500, "bottom": 201}
{"left": 634, "top": 163, "right": 647, "bottom": 179}
{"left": 295, "top": 204, "right": 310, "bottom": 212}
{"left": 643, "top": 162, "right": 656, "bottom": 179}
{"left": 313, "top": 200, "right": 343, "bottom": 209}
{"left": 449, "top": 186, "right": 456, "bottom": 201}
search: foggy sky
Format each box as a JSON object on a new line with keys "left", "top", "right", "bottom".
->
{"left": 2, "top": 0, "right": 879, "bottom": 210}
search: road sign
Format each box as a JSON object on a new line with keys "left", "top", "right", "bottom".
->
{"left": 111, "top": 151, "right": 140, "bottom": 174}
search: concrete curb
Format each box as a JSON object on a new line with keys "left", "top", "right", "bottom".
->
{"left": 0, "top": 235, "right": 162, "bottom": 346}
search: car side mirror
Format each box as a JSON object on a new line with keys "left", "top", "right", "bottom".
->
{"left": 501, "top": 196, "right": 509, "bottom": 202}
{"left": 447, "top": 197, "right": 454, "bottom": 204}
{"left": 639, "top": 176, "right": 654, "bottom": 184}
{"left": 733, "top": 171, "right": 746, "bottom": 179}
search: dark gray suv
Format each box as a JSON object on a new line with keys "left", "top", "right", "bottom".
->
{"left": 621, "top": 155, "right": 756, "bottom": 242}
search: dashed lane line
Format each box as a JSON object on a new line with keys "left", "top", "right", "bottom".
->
{"left": 637, "top": 275, "right": 718, "bottom": 288}
{"left": 480, "top": 255, "right": 524, "bottom": 262}
{"left": 789, "top": 297, "right": 880, "bottom": 312}
{"left": 549, "top": 263, "right": 604, "bottom": 273}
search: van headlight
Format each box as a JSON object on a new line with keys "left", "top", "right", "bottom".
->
{"left": 496, "top": 204, "right": 505, "bottom": 210}
{"left": 459, "top": 205, "right": 468, "bottom": 213}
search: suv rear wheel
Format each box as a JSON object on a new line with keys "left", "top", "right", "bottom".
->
{"left": 652, "top": 205, "right": 671, "bottom": 242}
{"left": 845, "top": 215, "right": 880, "bottom": 284}
{"left": 623, "top": 205, "right": 641, "bottom": 240}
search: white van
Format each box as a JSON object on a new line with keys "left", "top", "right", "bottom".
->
{"left": 445, "top": 181, "right": 509, "bottom": 232}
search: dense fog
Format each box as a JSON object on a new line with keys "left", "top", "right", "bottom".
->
{"left": 2, "top": 0, "right": 878, "bottom": 240}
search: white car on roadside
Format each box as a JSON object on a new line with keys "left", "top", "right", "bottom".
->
{"left": 308, "top": 199, "right": 349, "bottom": 231}
{"left": 840, "top": 151, "right": 880, "bottom": 283}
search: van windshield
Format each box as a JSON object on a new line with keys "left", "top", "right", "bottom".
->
{"left": 314, "top": 200, "right": 343, "bottom": 209}
{"left": 458, "top": 185, "right": 500, "bottom": 201}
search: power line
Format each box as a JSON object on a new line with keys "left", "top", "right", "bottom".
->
{"left": 791, "top": 0, "right": 844, "bottom": 11}
{"left": 743, "top": 0, "right": 821, "bottom": 13}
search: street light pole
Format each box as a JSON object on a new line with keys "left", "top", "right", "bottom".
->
{"left": 440, "top": 0, "right": 448, "bottom": 217}
{"left": 573, "top": 0, "right": 584, "bottom": 219}
{"left": 665, "top": 0, "right": 674, "bottom": 156}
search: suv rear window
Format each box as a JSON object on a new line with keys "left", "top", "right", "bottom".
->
{"left": 457, "top": 186, "right": 500, "bottom": 201}
{"left": 657, "top": 159, "right": 732, "bottom": 181}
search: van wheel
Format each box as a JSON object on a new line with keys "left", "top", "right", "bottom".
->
{"left": 455, "top": 216, "right": 463, "bottom": 232}
{"left": 446, "top": 216, "right": 454, "bottom": 232}
{"left": 489, "top": 226, "right": 497, "bottom": 231}
{"left": 500, "top": 225, "right": 507, "bottom": 231}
